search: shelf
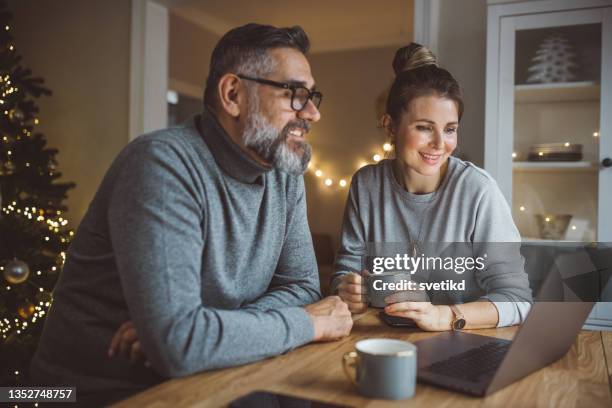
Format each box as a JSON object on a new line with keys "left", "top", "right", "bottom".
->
{"left": 515, "top": 81, "right": 599, "bottom": 103}
{"left": 521, "top": 237, "right": 590, "bottom": 244}
{"left": 522, "top": 237, "right": 572, "bottom": 243}
{"left": 513, "top": 161, "right": 597, "bottom": 172}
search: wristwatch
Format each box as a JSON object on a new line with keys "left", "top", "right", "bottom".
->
{"left": 450, "top": 305, "right": 466, "bottom": 330}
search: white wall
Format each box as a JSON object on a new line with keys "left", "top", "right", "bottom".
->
{"left": 169, "top": 12, "right": 219, "bottom": 94}
{"left": 8, "top": 0, "right": 132, "bottom": 225}
{"left": 437, "top": 0, "right": 488, "bottom": 166}
{"left": 306, "top": 47, "right": 399, "bottom": 249}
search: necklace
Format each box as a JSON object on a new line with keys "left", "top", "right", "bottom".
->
{"left": 407, "top": 199, "right": 435, "bottom": 258}
{"left": 391, "top": 160, "right": 441, "bottom": 258}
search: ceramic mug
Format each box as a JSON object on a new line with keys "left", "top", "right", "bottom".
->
{"left": 342, "top": 338, "right": 417, "bottom": 400}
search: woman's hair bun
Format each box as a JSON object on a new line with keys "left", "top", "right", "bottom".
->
{"left": 392, "top": 43, "right": 438, "bottom": 75}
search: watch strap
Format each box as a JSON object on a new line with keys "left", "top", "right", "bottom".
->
{"left": 450, "top": 304, "right": 465, "bottom": 330}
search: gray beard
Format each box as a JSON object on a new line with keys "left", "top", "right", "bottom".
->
{"left": 242, "top": 100, "right": 312, "bottom": 175}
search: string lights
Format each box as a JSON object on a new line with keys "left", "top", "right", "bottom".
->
{"left": 0, "top": 200, "right": 70, "bottom": 340}
{"left": 308, "top": 141, "right": 392, "bottom": 189}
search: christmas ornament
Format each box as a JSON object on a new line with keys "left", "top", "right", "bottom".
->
{"left": 55, "top": 253, "right": 65, "bottom": 266}
{"left": 17, "top": 303, "right": 35, "bottom": 319}
{"left": 3, "top": 258, "right": 30, "bottom": 284}
{"left": 1, "top": 160, "right": 14, "bottom": 175}
{"left": 8, "top": 108, "right": 24, "bottom": 122}
{"left": 527, "top": 34, "right": 578, "bottom": 83}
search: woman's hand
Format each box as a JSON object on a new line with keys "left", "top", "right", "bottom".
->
{"left": 384, "top": 301, "right": 453, "bottom": 331}
{"left": 108, "top": 321, "right": 150, "bottom": 366}
{"left": 337, "top": 271, "right": 368, "bottom": 314}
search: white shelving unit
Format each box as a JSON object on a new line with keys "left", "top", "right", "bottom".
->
{"left": 521, "top": 237, "right": 578, "bottom": 243}
{"left": 486, "top": 0, "right": 612, "bottom": 329}
{"left": 512, "top": 161, "right": 598, "bottom": 172}
{"left": 515, "top": 81, "right": 599, "bottom": 103}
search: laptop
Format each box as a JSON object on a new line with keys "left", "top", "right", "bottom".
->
{"left": 415, "top": 302, "right": 594, "bottom": 396}
{"left": 415, "top": 244, "right": 611, "bottom": 396}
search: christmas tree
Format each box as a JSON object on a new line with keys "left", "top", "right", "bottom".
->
{"left": 0, "top": 1, "right": 75, "bottom": 386}
{"left": 527, "top": 33, "right": 578, "bottom": 84}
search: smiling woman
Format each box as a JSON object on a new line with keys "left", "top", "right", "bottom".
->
{"left": 331, "top": 42, "right": 533, "bottom": 333}
{"left": 389, "top": 95, "right": 458, "bottom": 193}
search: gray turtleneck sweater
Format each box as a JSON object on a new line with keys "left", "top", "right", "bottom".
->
{"left": 331, "top": 158, "right": 532, "bottom": 326}
{"left": 30, "top": 109, "right": 320, "bottom": 402}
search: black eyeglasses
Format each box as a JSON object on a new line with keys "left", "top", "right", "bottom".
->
{"left": 237, "top": 74, "right": 323, "bottom": 112}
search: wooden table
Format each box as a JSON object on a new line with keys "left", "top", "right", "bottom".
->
{"left": 114, "top": 310, "right": 612, "bottom": 407}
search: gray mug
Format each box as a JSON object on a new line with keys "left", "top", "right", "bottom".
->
{"left": 343, "top": 338, "right": 417, "bottom": 400}
{"left": 364, "top": 272, "right": 427, "bottom": 308}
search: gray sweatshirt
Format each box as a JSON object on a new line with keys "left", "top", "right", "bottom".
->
{"left": 30, "top": 108, "right": 320, "bottom": 400}
{"left": 332, "top": 158, "right": 532, "bottom": 326}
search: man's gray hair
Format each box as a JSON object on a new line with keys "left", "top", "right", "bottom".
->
{"left": 204, "top": 23, "right": 309, "bottom": 109}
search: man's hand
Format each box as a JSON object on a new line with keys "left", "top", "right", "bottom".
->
{"left": 108, "top": 321, "right": 149, "bottom": 365}
{"left": 337, "top": 271, "right": 368, "bottom": 314}
{"left": 304, "top": 296, "right": 353, "bottom": 342}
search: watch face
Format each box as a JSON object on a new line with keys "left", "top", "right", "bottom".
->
{"left": 453, "top": 318, "right": 466, "bottom": 330}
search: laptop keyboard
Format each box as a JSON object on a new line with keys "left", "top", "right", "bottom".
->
{"left": 422, "top": 341, "right": 511, "bottom": 383}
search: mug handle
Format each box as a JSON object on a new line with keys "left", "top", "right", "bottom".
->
{"left": 342, "top": 351, "right": 358, "bottom": 386}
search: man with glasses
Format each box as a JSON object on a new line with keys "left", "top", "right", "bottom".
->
{"left": 30, "top": 23, "right": 352, "bottom": 406}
